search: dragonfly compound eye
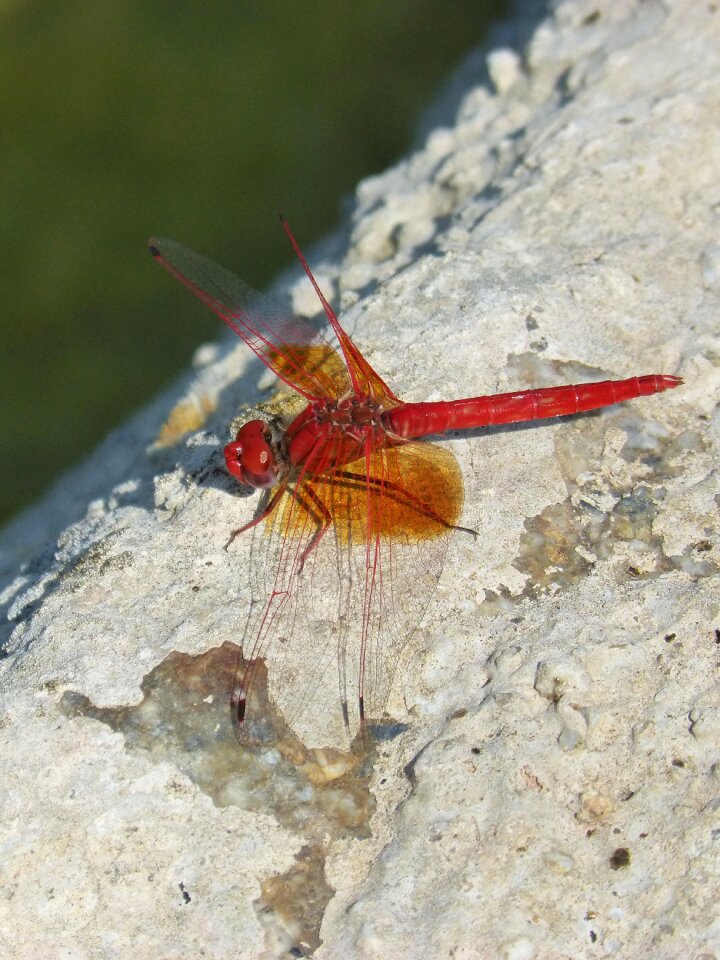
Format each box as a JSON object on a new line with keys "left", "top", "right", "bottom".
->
{"left": 224, "top": 419, "right": 280, "bottom": 489}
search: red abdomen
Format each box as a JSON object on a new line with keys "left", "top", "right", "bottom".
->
{"left": 385, "top": 375, "right": 682, "bottom": 439}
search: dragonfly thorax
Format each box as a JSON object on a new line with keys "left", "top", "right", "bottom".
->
{"left": 276, "top": 395, "right": 394, "bottom": 477}
{"left": 315, "top": 393, "right": 383, "bottom": 430}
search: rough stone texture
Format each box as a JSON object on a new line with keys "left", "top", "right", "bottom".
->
{"left": 1, "top": 1, "right": 719, "bottom": 957}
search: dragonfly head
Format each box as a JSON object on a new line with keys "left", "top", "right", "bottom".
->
{"left": 224, "top": 419, "right": 281, "bottom": 489}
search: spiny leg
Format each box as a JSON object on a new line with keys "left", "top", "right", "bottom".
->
{"left": 293, "top": 482, "right": 333, "bottom": 571}
{"left": 224, "top": 485, "right": 287, "bottom": 551}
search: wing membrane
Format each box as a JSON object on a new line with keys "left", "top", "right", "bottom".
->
{"left": 237, "top": 439, "right": 465, "bottom": 746}
{"left": 150, "top": 237, "right": 351, "bottom": 401}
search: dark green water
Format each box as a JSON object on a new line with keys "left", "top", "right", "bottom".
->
{"left": 0, "top": 0, "right": 507, "bottom": 526}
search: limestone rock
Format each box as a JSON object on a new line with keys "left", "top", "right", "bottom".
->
{"left": 1, "top": 2, "right": 718, "bottom": 957}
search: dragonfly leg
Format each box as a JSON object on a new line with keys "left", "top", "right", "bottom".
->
{"left": 224, "top": 485, "right": 286, "bottom": 551}
{"left": 291, "top": 483, "right": 333, "bottom": 572}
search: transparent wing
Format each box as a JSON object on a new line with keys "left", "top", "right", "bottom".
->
{"left": 278, "top": 217, "right": 401, "bottom": 406}
{"left": 150, "top": 237, "right": 351, "bottom": 401}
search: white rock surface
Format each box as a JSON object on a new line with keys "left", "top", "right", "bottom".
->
{"left": 2, "top": 1, "right": 719, "bottom": 957}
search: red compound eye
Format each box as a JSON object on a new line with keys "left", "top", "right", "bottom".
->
{"left": 224, "top": 420, "right": 279, "bottom": 488}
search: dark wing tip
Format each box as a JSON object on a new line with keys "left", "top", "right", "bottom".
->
{"left": 148, "top": 237, "right": 177, "bottom": 259}
{"left": 277, "top": 210, "right": 286, "bottom": 223}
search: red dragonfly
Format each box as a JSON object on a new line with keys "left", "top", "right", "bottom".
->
{"left": 150, "top": 220, "right": 681, "bottom": 741}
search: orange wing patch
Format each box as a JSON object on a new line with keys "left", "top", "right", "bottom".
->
{"left": 266, "top": 344, "right": 352, "bottom": 402}
{"left": 267, "top": 440, "right": 465, "bottom": 546}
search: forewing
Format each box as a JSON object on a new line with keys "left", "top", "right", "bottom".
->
{"left": 278, "top": 217, "right": 400, "bottom": 407}
{"left": 150, "top": 237, "right": 351, "bottom": 401}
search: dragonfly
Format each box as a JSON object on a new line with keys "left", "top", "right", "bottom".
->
{"left": 150, "top": 219, "right": 682, "bottom": 742}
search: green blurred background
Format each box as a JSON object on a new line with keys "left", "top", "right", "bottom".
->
{"left": 0, "top": 0, "right": 506, "bottom": 527}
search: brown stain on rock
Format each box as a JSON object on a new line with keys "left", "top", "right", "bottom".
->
{"left": 59, "top": 642, "right": 377, "bottom": 955}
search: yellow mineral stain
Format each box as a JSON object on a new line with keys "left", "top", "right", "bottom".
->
{"left": 156, "top": 392, "right": 216, "bottom": 447}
